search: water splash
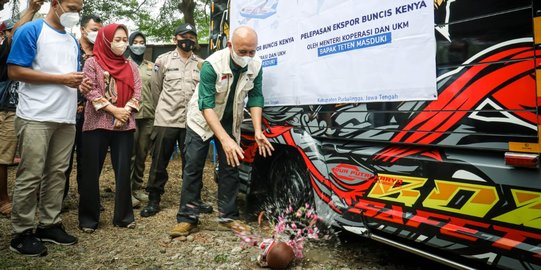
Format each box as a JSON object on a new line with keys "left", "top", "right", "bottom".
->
{"left": 236, "top": 202, "right": 335, "bottom": 267}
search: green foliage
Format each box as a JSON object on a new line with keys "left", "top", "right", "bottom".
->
{"left": 82, "top": 0, "right": 141, "bottom": 23}
{"left": 81, "top": 0, "right": 210, "bottom": 44}
{"left": 136, "top": 0, "right": 210, "bottom": 43}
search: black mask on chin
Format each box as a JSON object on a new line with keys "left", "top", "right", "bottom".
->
{"left": 177, "top": 39, "right": 195, "bottom": 52}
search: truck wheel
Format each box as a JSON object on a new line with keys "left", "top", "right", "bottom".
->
{"left": 265, "top": 150, "right": 314, "bottom": 217}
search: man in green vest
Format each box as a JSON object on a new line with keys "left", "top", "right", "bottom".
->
{"left": 169, "top": 26, "right": 274, "bottom": 237}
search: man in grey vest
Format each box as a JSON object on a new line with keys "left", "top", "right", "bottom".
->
{"left": 169, "top": 26, "right": 274, "bottom": 237}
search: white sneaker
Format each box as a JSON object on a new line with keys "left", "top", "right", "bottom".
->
{"left": 133, "top": 190, "right": 149, "bottom": 202}
{"left": 131, "top": 196, "right": 141, "bottom": 209}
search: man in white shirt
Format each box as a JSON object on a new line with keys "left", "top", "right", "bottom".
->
{"left": 7, "top": 0, "right": 89, "bottom": 257}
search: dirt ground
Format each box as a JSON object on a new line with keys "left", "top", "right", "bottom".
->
{"left": 0, "top": 156, "right": 452, "bottom": 270}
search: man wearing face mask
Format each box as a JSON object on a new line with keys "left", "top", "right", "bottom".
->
{"left": 79, "top": 14, "right": 102, "bottom": 61}
{"left": 7, "top": 0, "right": 90, "bottom": 256}
{"left": 127, "top": 31, "right": 154, "bottom": 208}
{"left": 169, "top": 26, "right": 274, "bottom": 237}
{"left": 63, "top": 14, "right": 103, "bottom": 207}
{"left": 140, "top": 23, "right": 213, "bottom": 218}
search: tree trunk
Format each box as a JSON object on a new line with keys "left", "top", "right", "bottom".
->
{"left": 178, "top": 0, "right": 196, "bottom": 26}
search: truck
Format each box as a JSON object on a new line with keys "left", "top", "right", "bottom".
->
{"left": 209, "top": 1, "right": 541, "bottom": 269}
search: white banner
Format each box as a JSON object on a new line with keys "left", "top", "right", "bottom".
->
{"left": 230, "top": 0, "right": 437, "bottom": 106}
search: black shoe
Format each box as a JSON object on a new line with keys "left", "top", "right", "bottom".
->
{"left": 140, "top": 201, "right": 160, "bottom": 217}
{"left": 35, "top": 223, "right": 78, "bottom": 246}
{"left": 198, "top": 202, "right": 213, "bottom": 214}
{"left": 10, "top": 229, "right": 48, "bottom": 257}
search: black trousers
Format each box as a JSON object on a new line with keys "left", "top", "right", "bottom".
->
{"left": 145, "top": 126, "right": 186, "bottom": 196}
{"left": 176, "top": 128, "right": 239, "bottom": 224}
{"left": 64, "top": 114, "right": 84, "bottom": 199}
{"left": 78, "top": 129, "right": 134, "bottom": 229}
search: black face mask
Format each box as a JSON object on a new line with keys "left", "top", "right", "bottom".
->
{"left": 177, "top": 39, "right": 195, "bottom": 52}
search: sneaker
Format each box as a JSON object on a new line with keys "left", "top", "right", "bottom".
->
{"left": 80, "top": 227, "right": 95, "bottom": 234}
{"left": 169, "top": 222, "right": 198, "bottom": 237}
{"left": 35, "top": 223, "right": 78, "bottom": 245}
{"left": 133, "top": 190, "right": 149, "bottom": 202}
{"left": 132, "top": 196, "right": 141, "bottom": 209}
{"left": 113, "top": 221, "right": 136, "bottom": 229}
{"left": 10, "top": 229, "right": 48, "bottom": 257}
{"left": 220, "top": 220, "right": 251, "bottom": 235}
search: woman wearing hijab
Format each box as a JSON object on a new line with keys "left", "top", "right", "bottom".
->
{"left": 127, "top": 31, "right": 155, "bottom": 208}
{"left": 78, "top": 24, "right": 141, "bottom": 233}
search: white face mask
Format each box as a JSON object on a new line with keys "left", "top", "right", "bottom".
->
{"left": 231, "top": 47, "right": 253, "bottom": 68}
{"left": 57, "top": 3, "right": 80, "bottom": 29}
{"left": 60, "top": 12, "right": 80, "bottom": 28}
{"left": 111, "top": 41, "right": 128, "bottom": 56}
{"left": 86, "top": 31, "right": 98, "bottom": 44}
{"left": 130, "top": 44, "right": 146, "bottom": 55}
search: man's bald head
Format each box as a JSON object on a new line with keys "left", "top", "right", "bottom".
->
{"left": 230, "top": 26, "right": 258, "bottom": 45}
{"left": 228, "top": 26, "right": 258, "bottom": 58}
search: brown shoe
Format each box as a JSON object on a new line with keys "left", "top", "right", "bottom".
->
{"left": 220, "top": 220, "right": 251, "bottom": 235}
{"left": 169, "top": 222, "right": 198, "bottom": 237}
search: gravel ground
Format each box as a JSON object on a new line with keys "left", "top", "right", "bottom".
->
{"left": 0, "top": 156, "right": 453, "bottom": 270}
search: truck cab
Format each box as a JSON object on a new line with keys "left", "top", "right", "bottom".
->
{"left": 209, "top": 1, "right": 541, "bottom": 269}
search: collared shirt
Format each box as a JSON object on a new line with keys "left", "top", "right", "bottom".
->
{"left": 132, "top": 59, "right": 155, "bottom": 120}
{"left": 152, "top": 50, "right": 202, "bottom": 128}
{"left": 79, "top": 36, "right": 94, "bottom": 62}
{"left": 198, "top": 59, "right": 263, "bottom": 135}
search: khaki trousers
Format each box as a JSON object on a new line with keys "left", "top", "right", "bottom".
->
{"left": 130, "top": 118, "right": 154, "bottom": 191}
{"left": 11, "top": 118, "right": 74, "bottom": 233}
{"left": 0, "top": 111, "right": 17, "bottom": 164}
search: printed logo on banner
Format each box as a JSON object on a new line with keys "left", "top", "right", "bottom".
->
{"left": 230, "top": 0, "right": 437, "bottom": 106}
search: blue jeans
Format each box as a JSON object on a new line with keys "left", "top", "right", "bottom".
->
{"left": 176, "top": 128, "right": 240, "bottom": 224}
